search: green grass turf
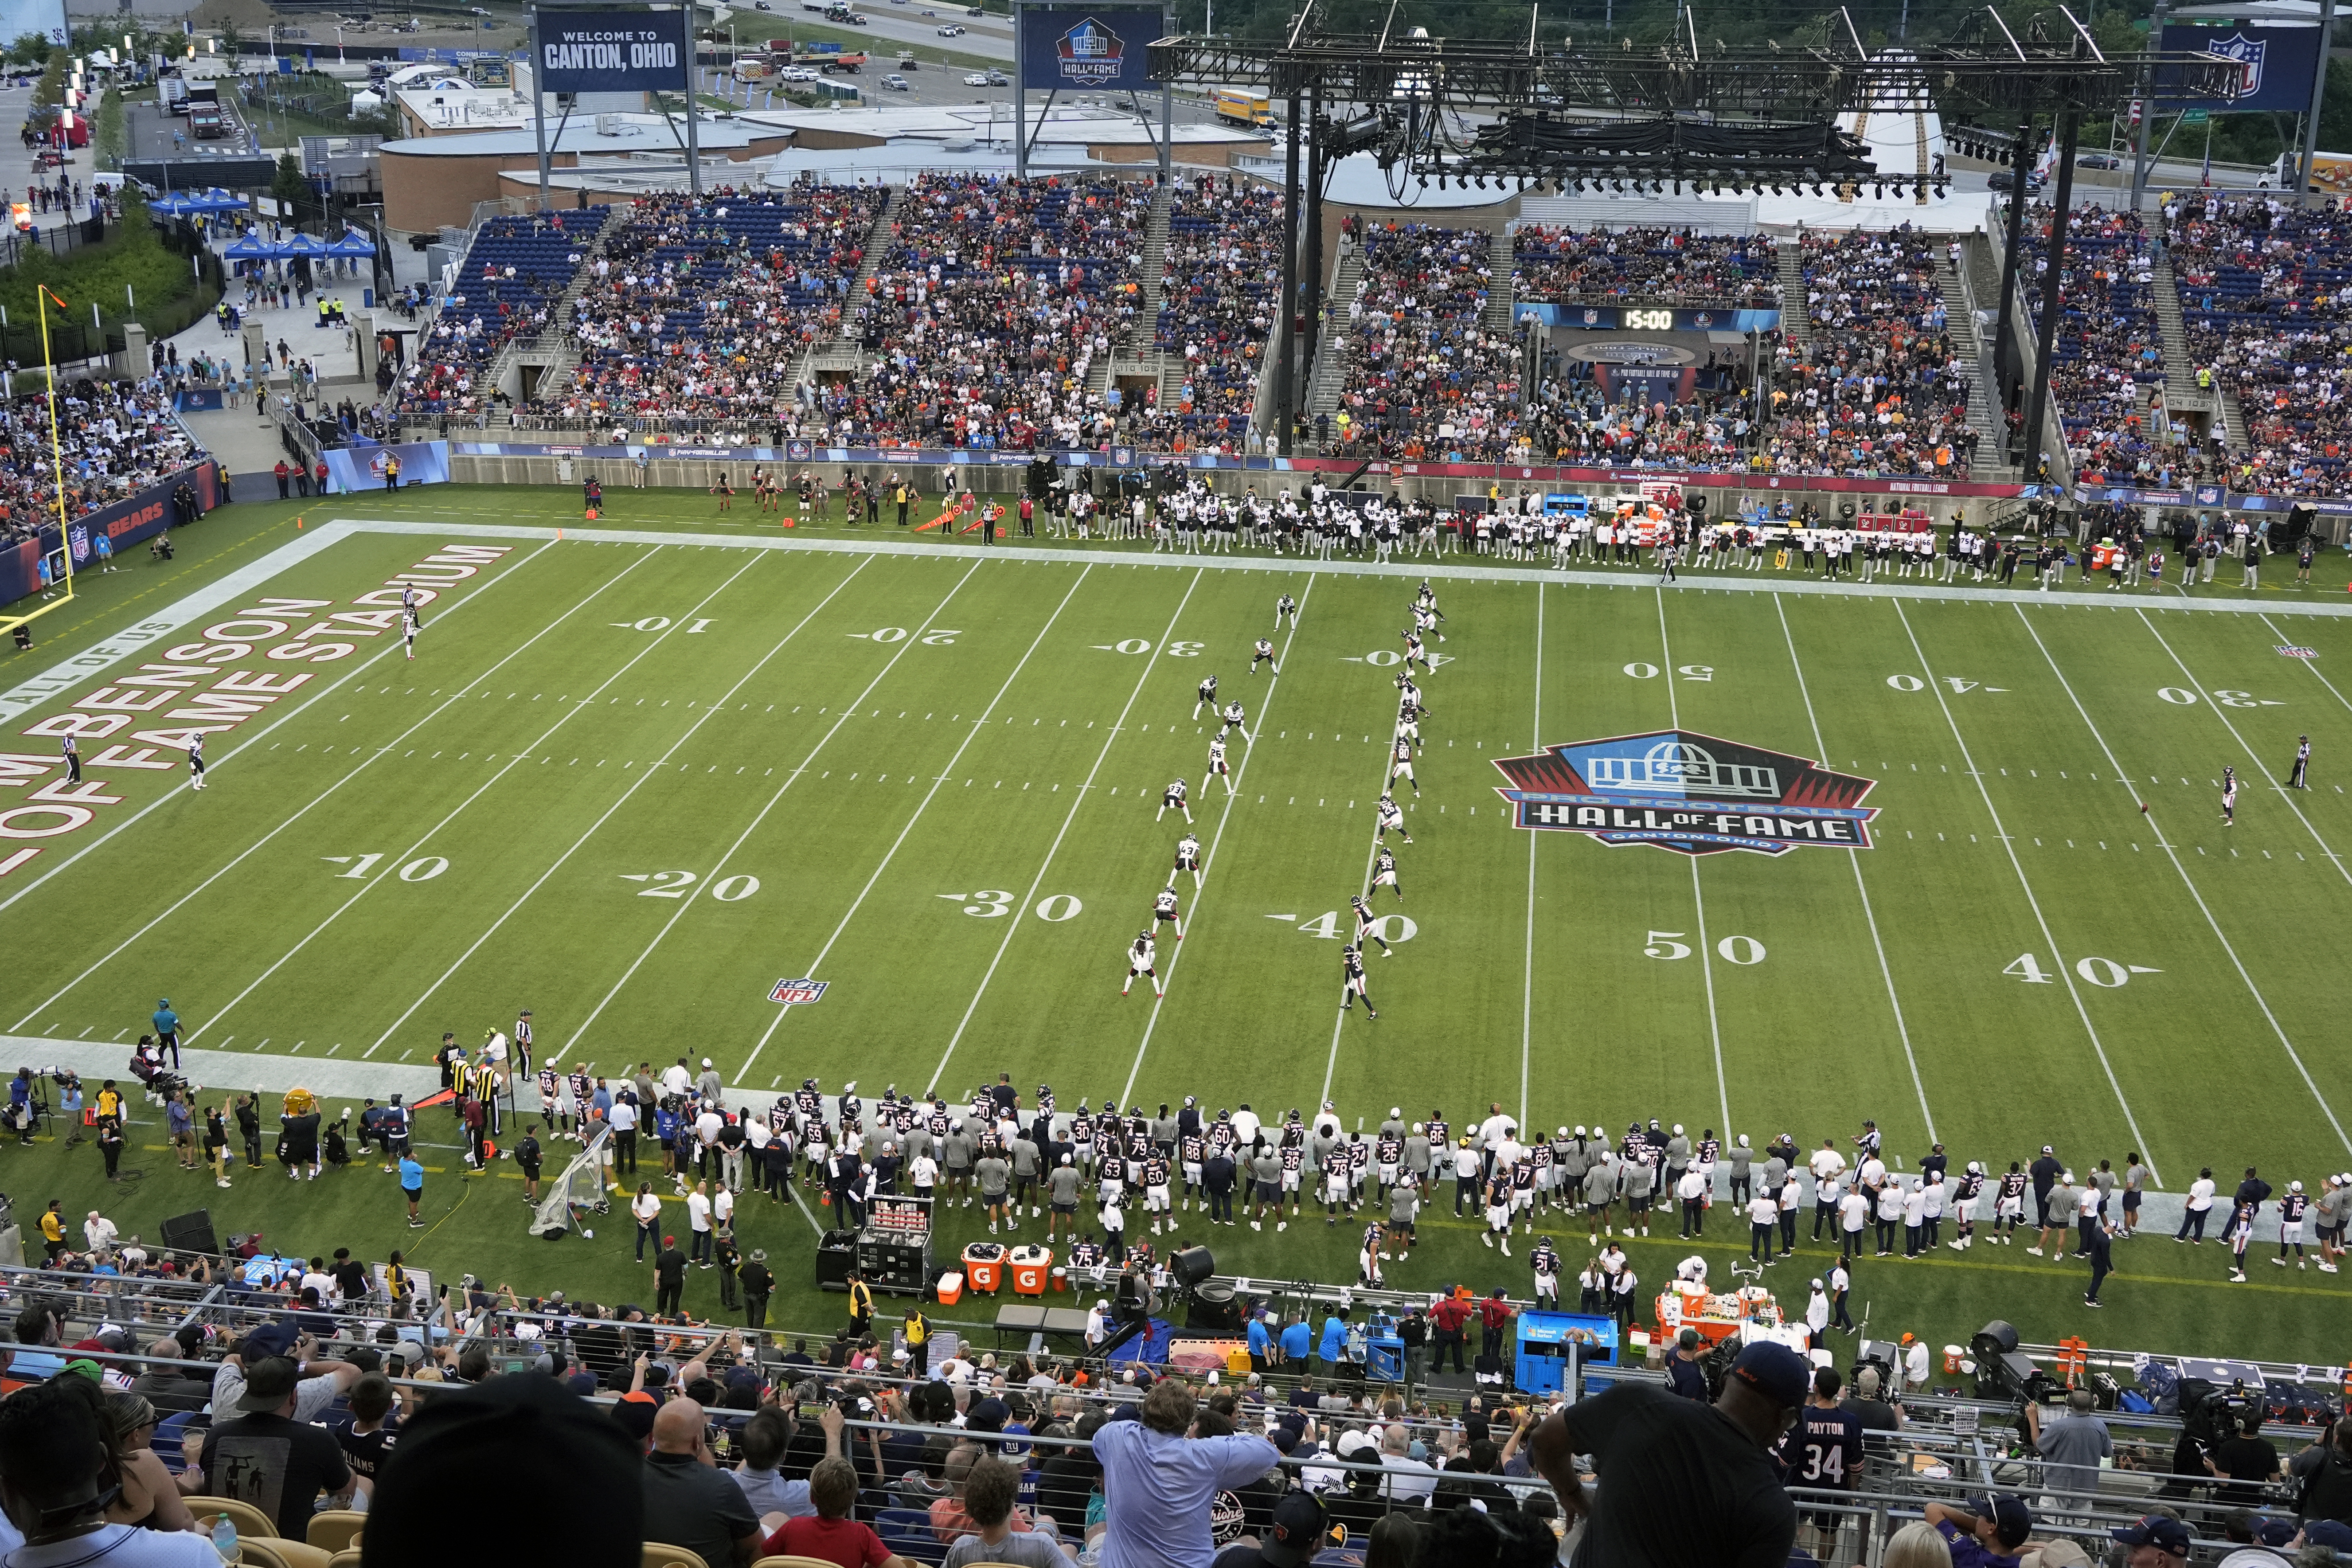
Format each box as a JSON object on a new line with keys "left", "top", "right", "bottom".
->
{"left": 5, "top": 483, "right": 2352, "bottom": 1369}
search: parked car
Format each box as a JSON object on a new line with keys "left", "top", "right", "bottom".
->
{"left": 881, "top": 72, "right": 910, "bottom": 89}
{"left": 962, "top": 70, "right": 990, "bottom": 84}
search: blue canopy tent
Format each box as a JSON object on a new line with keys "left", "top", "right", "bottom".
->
{"left": 189, "top": 188, "right": 247, "bottom": 214}
{"left": 146, "top": 191, "right": 206, "bottom": 217}
{"left": 223, "top": 234, "right": 285, "bottom": 261}
{"left": 324, "top": 229, "right": 375, "bottom": 258}
{"left": 278, "top": 232, "right": 330, "bottom": 258}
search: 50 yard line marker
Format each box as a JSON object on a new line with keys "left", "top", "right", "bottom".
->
{"left": 184, "top": 548, "right": 767, "bottom": 1047}
{"left": 5, "top": 536, "right": 594, "bottom": 1030}
{"left": 567, "top": 560, "right": 992, "bottom": 1062}
{"left": 2022, "top": 606, "right": 2347, "bottom": 1160}
{"left": 363, "top": 555, "right": 876, "bottom": 1055}
{"left": 738, "top": 563, "right": 1096, "bottom": 1079}
{"left": 1774, "top": 594, "right": 1936, "bottom": 1145}
{"left": 929, "top": 567, "right": 1213, "bottom": 1099}
{"left": 1893, "top": 599, "right": 2157, "bottom": 1173}
{"left": 1655, "top": 589, "right": 1731, "bottom": 1142}
{"left": 0, "top": 536, "right": 570, "bottom": 921}
{"left": 1121, "top": 572, "right": 1311, "bottom": 1108}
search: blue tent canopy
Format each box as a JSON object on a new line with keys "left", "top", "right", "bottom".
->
{"left": 324, "top": 229, "right": 375, "bottom": 258}
{"left": 279, "top": 232, "right": 329, "bottom": 258}
{"left": 223, "top": 234, "right": 283, "bottom": 259}
{"left": 191, "top": 188, "right": 247, "bottom": 214}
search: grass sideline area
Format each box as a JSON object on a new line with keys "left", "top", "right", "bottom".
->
{"left": 3, "top": 483, "right": 2351, "bottom": 1376}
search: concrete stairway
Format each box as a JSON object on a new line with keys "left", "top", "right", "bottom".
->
{"left": 1097, "top": 181, "right": 1171, "bottom": 399}
{"left": 1775, "top": 244, "right": 1814, "bottom": 355}
{"left": 1300, "top": 236, "right": 1366, "bottom": 437}
{"left": 819, "top": 184, "right": 905, "bottom": 368}
{"left": 1938, "top": 245, "right": 2013, "bottom": 481}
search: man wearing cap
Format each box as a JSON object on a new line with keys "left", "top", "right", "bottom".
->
{"left": 1925, "top": 1496, "right": 2035, "bottom": 1568}
{"left": 2112, "top": 1513, "right": 2194, "bottom": 1568}
{"left": 1211, "top": 1488, "right": 1333, "bottom": 1568}
{"left": 740, "top": 1248, "right": 774, "bottom": 1329}
{"left": 191, "top": 1356, "right": 355, "bottom": 1539}
{"left": 1528, "top": 1339, "right": 1802, "bottom": 1567}
{"left": 653, "top": 1234, "right": 688, "bottom": 1316}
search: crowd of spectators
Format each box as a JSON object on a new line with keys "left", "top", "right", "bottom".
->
{"left": 536, "top": 180, "right": 888, "bottom": 431}
{"left": 1328, "top": 222, "right": 1524, "bottom": 461}
{"left": 0, "top": 380, "right": 203, "bottom": 544}
{"left": 2168, "top": 192, "right": 2352, "bottom": 498}
{"left": 813, "top": 172, "right": 1152, "bottom": 450}
{"left": 2012, "top": 203, "right": 2167, "bottom": 484}
{"left": 1737, "top": 225, "right": 1977, "bottom": 479}
{"left": 1511, "top": 225, "right": 1782, "bottom": 307}
{"left": 394, "top": 209, "right": 602, "bottom": 419}
{"left": 1134, "top": 174, "right": 1284, "bottom": 454}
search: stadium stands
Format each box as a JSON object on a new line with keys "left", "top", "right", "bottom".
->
{"left": 0, "top": 381, "right": 203, "bottom": 543}
{"left": 1134, "top": 174, "right": 1283, "bottom": 453}
{"left": 394, "top": 207, "right": 609, "bottom": 419}
{"left": 1511, "top": 224, "right": 1781, "bottom": 307}
{"left": 820, "top": 172, "right": 1152, "bottom": 450}
{"left": 2018, "top": 203, "right": 2166, "bottom": 482}
{"left": 2169, "top": 192, "right": 2352, "bottom": 497}
{"left": 1329, "top": 221, "right": 1521, "bottom": 461}
{"left": 543, "top": 180, "right": 887, "bottom": 430}
{"left": 1753, "top": 226, "right": 1977, "bottom": 479}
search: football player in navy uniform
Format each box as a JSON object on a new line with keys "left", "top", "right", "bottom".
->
{"left": 2278, "top": 1181, "right": 2312, "bottom": 1268}
{"left": 1351, "top": 895, "right": 1390, "bottom": 956}
{"left": 1529, "top": 1235, "right": 1563, "bottom": 1306}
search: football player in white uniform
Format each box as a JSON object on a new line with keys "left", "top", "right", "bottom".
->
{"left": 1207, "top": 735, "right": 1233, "bottom": 795}
{"left": 1152, "top": 887, "right": 1186, "bottom": 941}
{"left": 1170, "top": 832, "right": 1203, "bottom": 890}
{"left": 1157, "top": 778, "right": 1192, "bottom": 824}
{"left": 1122, "top": 932, "right": 1161, "bottom": 997}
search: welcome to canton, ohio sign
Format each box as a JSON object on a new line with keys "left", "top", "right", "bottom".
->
{"left": 1492, "top": 731, "right": 1880, "bottom": 856}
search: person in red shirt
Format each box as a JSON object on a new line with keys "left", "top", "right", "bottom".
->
{"left": 1430, "top": 1292, "right": 1472, "bottom": 1374}
{"left": 1478, "top": 1288, "right": 1517, "bottom": 1365}
{"left": 766, "top": 1455, "right": 913, "bottom": 1568}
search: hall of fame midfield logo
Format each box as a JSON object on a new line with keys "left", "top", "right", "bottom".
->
{"left": 769, "top": 978, "right": 829, "bottom": 1005}
{"left": 1493, "top": 731, "right": 1879, "bottom": 857}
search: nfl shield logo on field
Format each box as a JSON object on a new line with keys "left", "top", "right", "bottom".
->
{"left": 769, "top": 978, "right": 828, "bottom": 1005}
{"left": 2211, "top": 32, "right": 2265, "bottom": 98}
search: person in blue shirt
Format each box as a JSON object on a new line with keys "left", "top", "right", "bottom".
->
{"left": 1092, "top": 1380, "right": 1278, "bottom": 1568}
{"left": 1246, "top": 1310, "right": 1273, "bottom": 1372}
{"left": 1278, "top": 1314, "right": 1312, "bottom": 1367}
{"left": 93, "top": 530, "right": 113, "bottom": 572}
{"left": 152, "top": 1000, "right": 181, "bottom": 1067}
{"left": 398, "top": 1154, "right": 425, "bottom": 1227}
{"left": 1317, "top": 1310, "right": 1348, "bottom": 1370}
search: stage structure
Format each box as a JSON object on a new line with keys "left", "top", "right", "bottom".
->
{"left": 1146, "top": 4, "right": 2244, "bottom": 469}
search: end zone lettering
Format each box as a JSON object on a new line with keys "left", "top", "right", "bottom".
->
{"left": 1494, "top": 729, "right": 1879, "bottom": 857}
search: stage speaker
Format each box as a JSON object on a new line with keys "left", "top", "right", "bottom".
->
{"left": 1186, "top": 1282, "right": 1242, "bottom": 1333}
{"left": 1971, "top": 1320, "right": 2020, "bottom": 1362}
{"left": 1170, "top": 1246, "right": 1215, "bottom": 1289}
{"left": 160, "top": 1210, "right": 219, "bottom": 1257}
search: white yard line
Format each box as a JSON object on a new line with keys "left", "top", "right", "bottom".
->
{"left": 1892, "top": 600, "right": 2158, "bottom": 1169}
{"left": 2137, "top": 609, "right": 2352, "bottom": 887}
{"left": 0, "top": 535, "right": 567, "bottom": 919}
{"left": 184, "top": 548, "right": 761, "bottom": 1044}
{"left": 920, "top": 568, "right": 1212, "bottom": 1099}
{"left": 1771, "top": 594, "right": 1937, "bottom": 1143}
{"left": 1121, "top": 574, "right": 1314, "bottom": 1108}
{"left": 1519, "top": 584, "right": 1543, "bottom": 1133}
{"left": 2018, "top": 606, "right": 2349, "bottom": 1160}
{"left": 1653, "top": 590, "right": 1731, "bottom": 1140}
{"left": 736, "top": 564, "right": 1095, "bottom": 1080}
{"left": 363, "top": 555, "right": 877, "bottom": 1054}
{"left": 1319, "top": 593, "right": 1422, "bottom": 1107}
{"left": 5, "top": 538, "right": 609, "bottom": 1026}
{"left": 562, "top": 561, "right": 986, "bottom": 1062}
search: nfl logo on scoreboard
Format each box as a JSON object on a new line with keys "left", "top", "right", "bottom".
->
{"left": 768, "top": 978, "right": 829, "bottom": 1005}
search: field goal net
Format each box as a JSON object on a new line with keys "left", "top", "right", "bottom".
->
{"left": 529, "top": 1125, "right": 613, "bottom": 1239}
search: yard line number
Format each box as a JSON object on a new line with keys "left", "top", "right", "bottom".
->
{"left": 1646, "top": 931, "right": 1766, "bottom": 964}
{"left": 856, "top": 627, "right": 961, "bottom": 644}
{"left": 620, "top": 870, "right": 761, "bottom": 899}
{"left": 2004, "top": 953, "right": 2162, "bottom": 986}
{"left": 939, "top": 892, "right": 1084, "bottom": 920}
{"left": 1625, "top": 664, "right": 1713, "bottom": 681}
{"left": 1295, "top": 911, "right": 1417, "bottom": 943}
{"left": 2157, "top": 688, "right": 2268, "bottom": 707}
{"left": 323, "top": 854, "right": 447, "bottom": 881}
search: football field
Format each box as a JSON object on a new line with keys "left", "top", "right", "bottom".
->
{"left": 8, "top": 506, "right": 2352, "bottom": 1207}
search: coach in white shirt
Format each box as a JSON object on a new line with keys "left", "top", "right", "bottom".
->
{"left": 2177, "top": 1168, "right": 2218, "bottom": 1241}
